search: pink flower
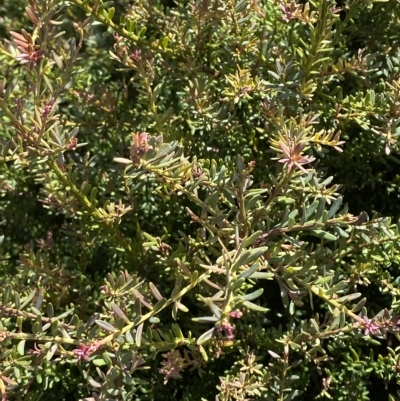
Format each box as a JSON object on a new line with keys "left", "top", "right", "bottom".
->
{"left": 73, "top": 342, "right": 100, "bottom": 362}
{"left": 229, "top": 310, "right": 243, "bottom": 319}
{"left": 218, "top": 322, "right": 235, "bottom": 340}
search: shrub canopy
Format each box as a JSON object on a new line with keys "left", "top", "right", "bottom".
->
{"left": 1, "top": 0, "right": 400, "bottom": 400}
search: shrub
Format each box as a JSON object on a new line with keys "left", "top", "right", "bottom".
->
{"left": 1, "top": 0, "right": 400, "bottom": 400}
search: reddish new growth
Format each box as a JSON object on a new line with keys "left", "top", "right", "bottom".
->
{"left": 68, "top": 137, "right": 78, "bottom": 150}
{"left": 363, "top": 317, "right": 380, "bottom": 336}
{"left": 130, "top": 132, "right": 150, "bottom": 164}
{"left": 73, "top": 342, "right": 100, "bottom": 362}
{"left": 41, "top": 100, "right": 55, "bottom": 118}
{"left": 159, "top": 350, "right": 186, "bottom": 384}
{"left": 278, "top": 139, "right": 315, "bottom": 173}
{"left": 130, "top": 49, "right": 142, "bottom": 62}
{"left": 29, "top": 343, "right": 42, "bottom": 356}
{"left": 280, "top": 1, "right": 303, "bottom": 22}
{"left": 280, "top": 1, "right": 339, "bottom": 24}
{"left": 10, "top": 31, "right": 44, "bottom": 70}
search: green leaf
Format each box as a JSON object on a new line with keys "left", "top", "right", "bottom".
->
{"left": 32, "top": 322, "right": 40, "bottom": 335}
{"left": 251, "top": 273, "right": 274, "bottom": 280}
{"left": 205, "top": 299, "right": 222, "bottom": 318}
{"left": 242, "top": 301, "right": 269, "bottom": 312}
{"left": 90, "top": 187, "right": 98, "bottom": 203}
{"left": 31, "top": 306, "right": 42, "bottom": 316}
{"left": 315, "top": 197, "right": 326, "bottom": 220}
{"left": 310, "top": 230, "right": 337, "bottom": 241}
{"left": 171, "top": 324, "right": 184, "bottom": 339}
{"left": 177, "top": 302, "right": 188, "bottom": 312}
{"left": 237, "top": 262, "right": 259, "bottom": 280}
{"left": 96, "top": 320, "right": 117, "bottom": 332}
{"left": 149, "top": 282, "right": 163, "bottom": 300}
{"left": 125, "top": 330, "right": 134, "bottom": 344}
{"left": 110, "top": 302, "right": 130, "bottom": 323}
{"left": 190, "top": 270, "right": 199, "bottom": 285}
{"left": 107, "top": 7, "right": 115, "bottom": 20}
{"left": 333, "top": 226, "right": 349, "bottom": 238}
{"left": 192, "top": 316, "right": 219, "bottom": 323}
{"left": 305, "top": 200, "right": 319, "bottom": 220}
{"left": 17, "top": 340, "right": 25, "bottom": 356}
{"left": 93, "top": 358, "right": 107, "bottom": 366}
{"left": 197, "top": 327, "right": 215, "bottom": 345}
{"left": 153, "top": 298, "right": 167, "bottom": 312}
{"left": 152, "top": 329, "right": 162, "bottom": 342}
{"left": 97, "top": 1, "right": 114, "bottom": 11}
{"left": 135, "top": 323, "right": 144, "bottom": 347}
{"left": 240, "top": 288, "right": 264, "bottom": 302}
{"left": 20, "top": 290, "right": 37, "bottom": 310}
{"left": 138, "top": 26, "right": 147, "bottom": 38}
{"left": 14, "top": 292, "right": 21, "bottom": 309}
{"left": 171, "top": 275, "right": 183, "bottom": 300}
{"left": 88, "top": 377, "right": 102, "bottom": 388}
{"left": 231, "top": 247, "right": 267, "bottom": 272}
{"left": 245, "top": 194, "right": 261, "bottom": 211}
{"left": 276, "top": 196, "right": 296, "bottom": 204}
{"left": 336, "top": 293, "right": 362, "bottom": 303}
{"left": 46, "top": 344, "right": 58, "bottom": 361}
{"left": 113, "top": 157, "right": 132, "bottom": 164}
{"left": 46, "top": 303, "right": 54, "bottom": 319}
{"left": 103, "top": 352, "right": 113, "bottom": 367}
{"left": 4, "top": 77, "right": 19, "bottom": 101}
{"left": 55, "top": 309, "right": 74, "bottom": 320}
{"left": 161, "top": 36, "right": 169, "bottom": 49}
{"left": 268, "top": 350, "right": 281, "bottom": 359}
{"left": 229, "top": 278, "right": 246, "bottom": 291}
{"left": 158, "top": 329, "right": 172, "bottom": 341}
{"left": 241, "top": 230, "right": 262, "bottom": 248}
{"left": 351, "top": 298, "right": 367, "bottom": 313}
{"left": 328, "top": 196, "right": 343, "bottom": 218}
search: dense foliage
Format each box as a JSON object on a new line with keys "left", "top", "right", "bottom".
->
{"left": 1, "top": 0, "right": 400, "bottom": 400}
